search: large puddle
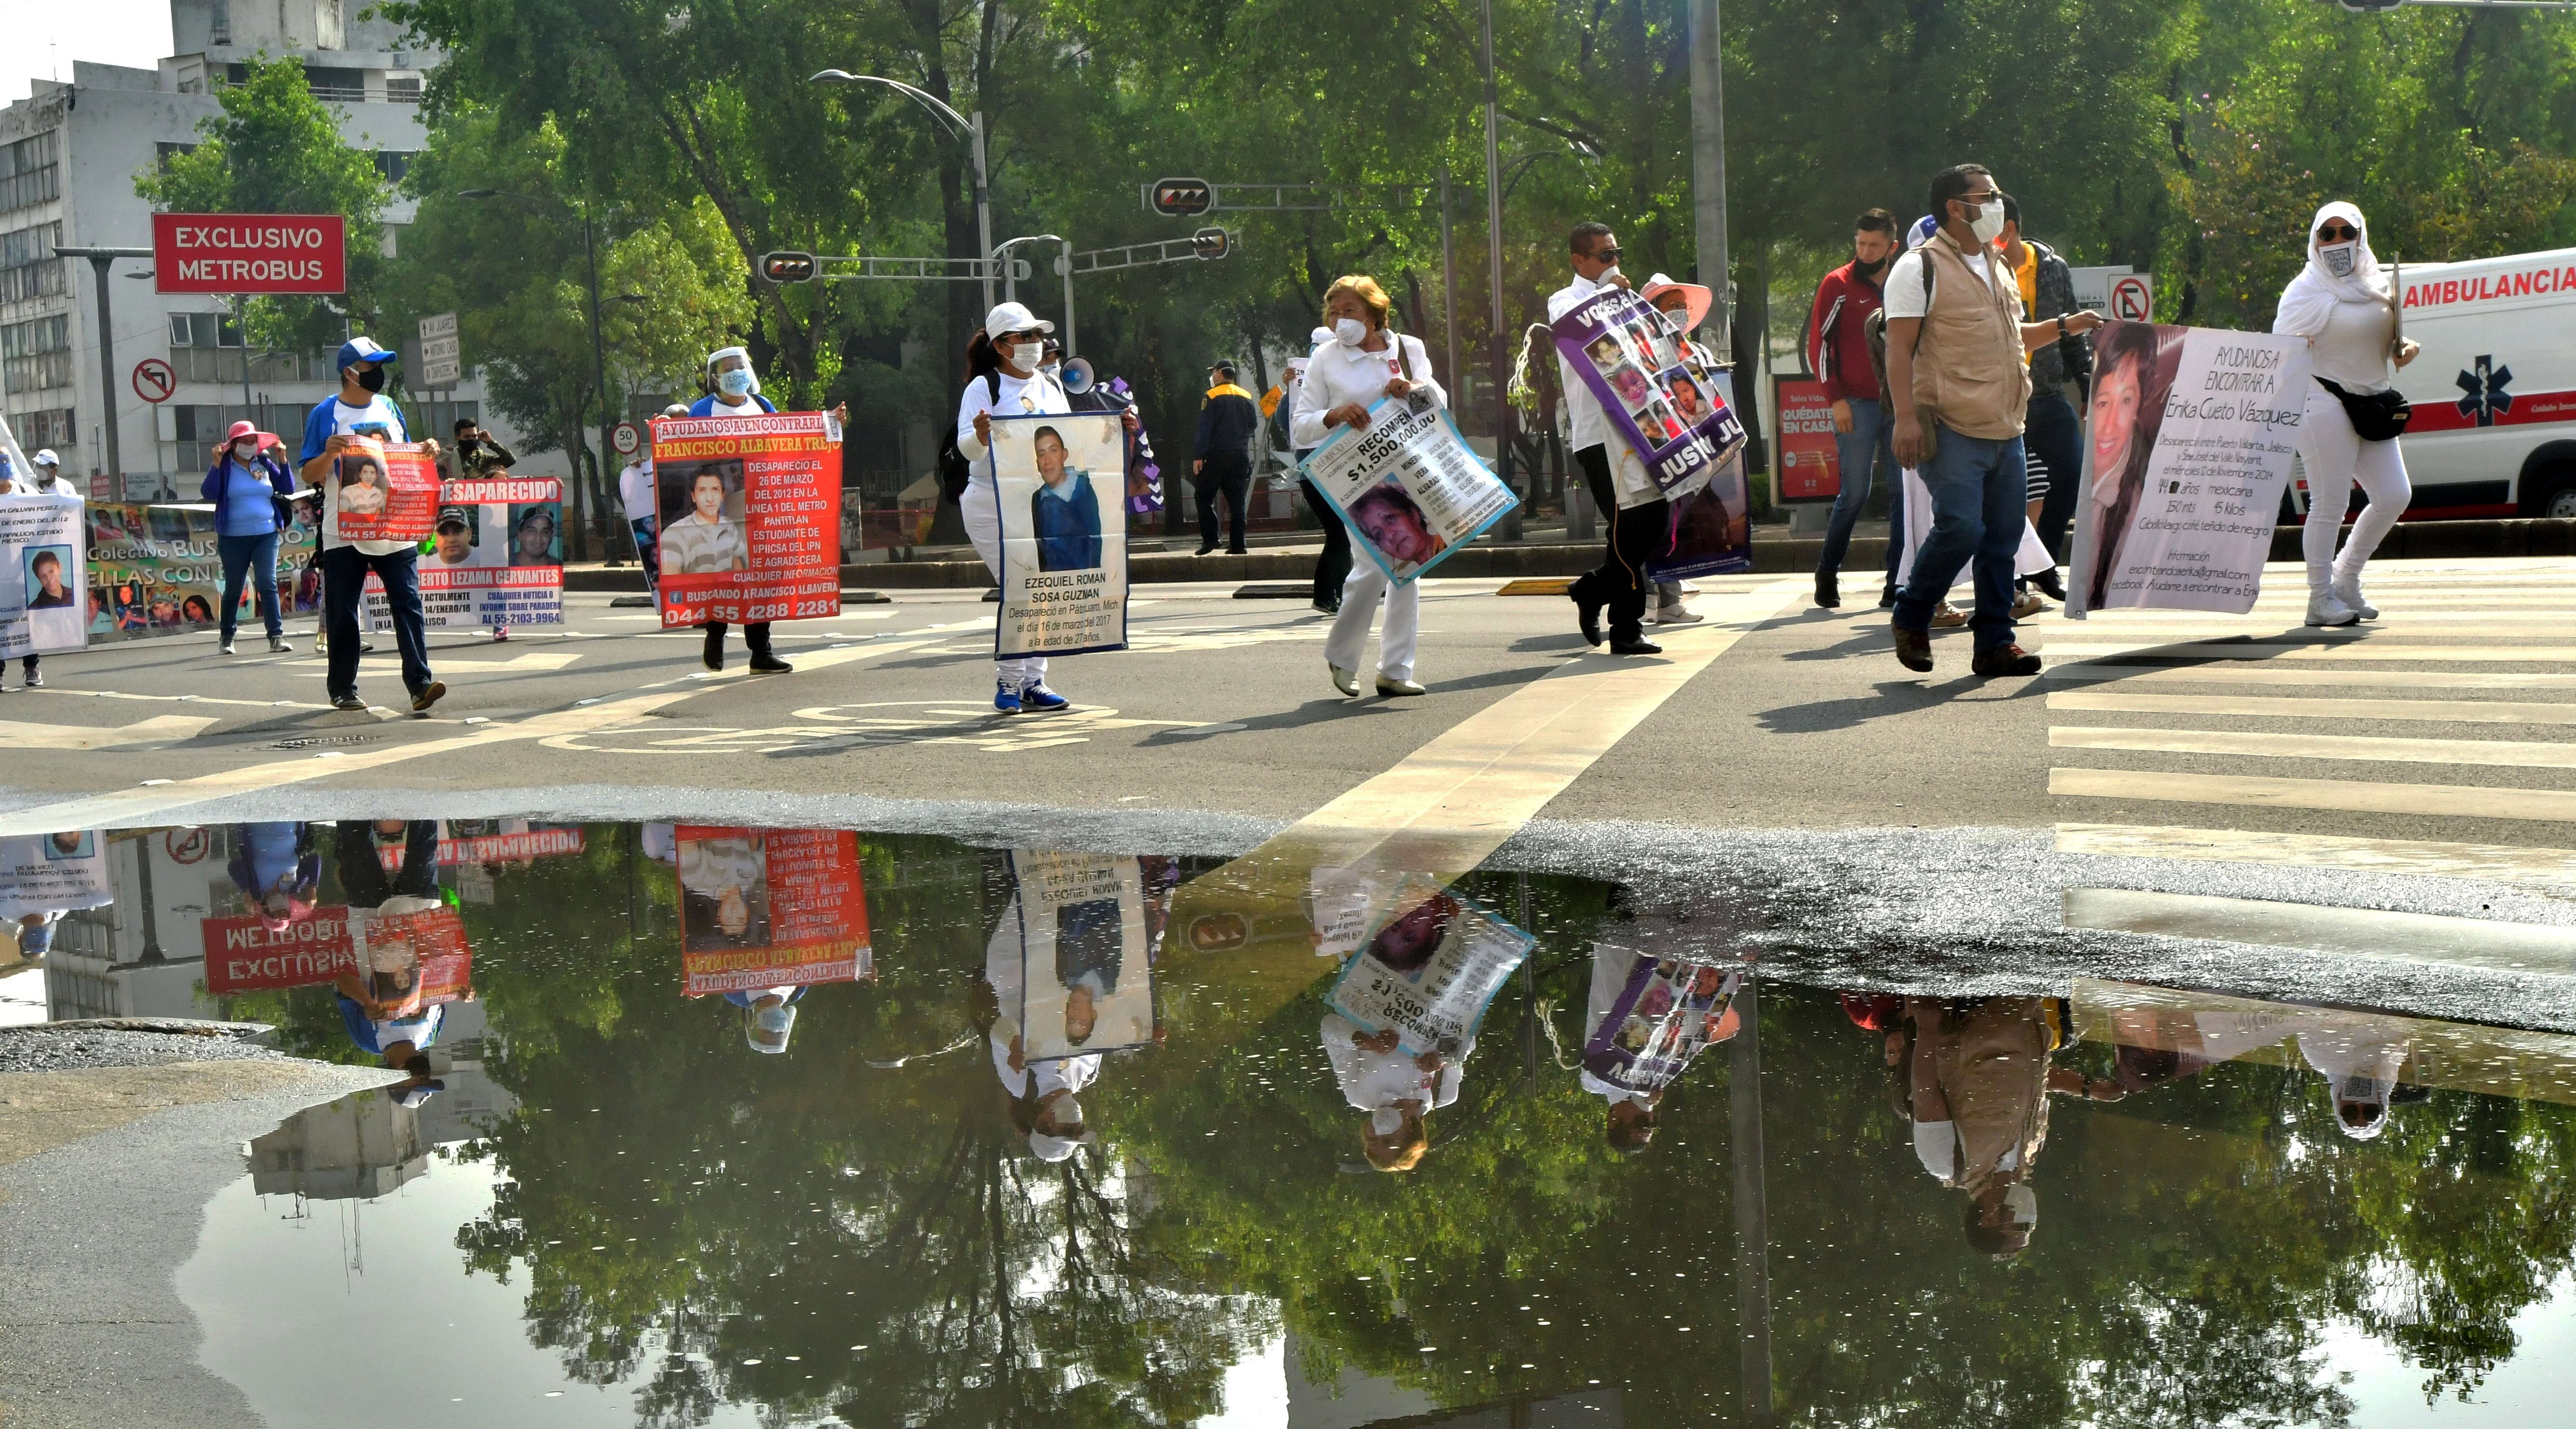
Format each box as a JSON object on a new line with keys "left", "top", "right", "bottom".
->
{"left": 11, "top": 818, "right": 2576, "bottom": 1426}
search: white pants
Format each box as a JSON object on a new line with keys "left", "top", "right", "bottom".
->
{"left": 960, "top": 479, "right": 1048, "bottom": 690}
{"left": 2299, "top": 388, "right": 2410, "bottom": 591}
{"left": 1326, "top": 561, "right": 1417, "bottom": 682}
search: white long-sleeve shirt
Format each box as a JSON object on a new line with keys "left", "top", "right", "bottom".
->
{"left": 1288, "top": 331, "right": 1445, "bottom": 451}
{"left": 1321, "top": 1010, "right": 1466, "bottom": 1112}
{"left": 954, "top": 368, "right": 1071, "bottom": 468}
{"left": 1547, "top": 274, "right": 1614, "bottom": 453}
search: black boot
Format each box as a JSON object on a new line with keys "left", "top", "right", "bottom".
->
{"left": 2030, "top": 566, "right": 2069, "bottom": 601}
{"left": 745, "top": 624, "right": 793, "bottom": 674}
{"left": 1877, "top": 578, "right": 1899, "bottom": 609}
{"left": 702, "top": 625, "right": 725, "bottom": 672}
{"left": 1815, "top": 571, "right": 1841, "bottom": 609}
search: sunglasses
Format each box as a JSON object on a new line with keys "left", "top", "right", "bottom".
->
{"left": 1588, "top": 246, "right": 1624, "bottom": 262}
{"left": 2317, "top": 223, "right": 2359, "bottom": 241}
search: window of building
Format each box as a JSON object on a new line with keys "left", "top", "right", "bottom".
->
{"left": 2, "top": 315, "right": 73, "bottom": 393}
{"left": 374, "top": 150, "right": 416, "bottom": 184}
{"left": 0, "top": 131, "right": 61, "bottom": 215}
{"left": 209, "top": 0, "right": 230, "bottom": 45}
{"left": 6, "top": 406, "right": 73, "bottom": 449}
{"left": 0, "top": 221, "right": 62, "bottom": 303}
{"left": 168, "top": 312, "right": 243, "bottom": 349}
{"left": 386, "top": 74, "right": 423, "bottom": 103}
{"left": 304, "top": 66, "right": 366, "bottom": 102}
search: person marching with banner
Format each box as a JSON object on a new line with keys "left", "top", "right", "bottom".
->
{"left": 2274, "top": 201, "right": 2420, "bottom": 627}
{"left": 1290, "top": 275, "right": 1448, "bottom": 698}
{"left": 686, "top": 347, "right": 846, "bottom": 674}
{"left": 1550, "top": 223, "right": 1668, "bottom": 656}
{"left": 957, "top": 302, "right": 1139, "bottom": 714}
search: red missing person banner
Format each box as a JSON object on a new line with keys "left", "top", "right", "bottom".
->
{"left": 650, "top": 412, "right": 844, "bottom": 628}
{"left": 151, "top": 213, "right": 347, "bottom": 295}
{"left": 327, "top": 437, "right": 439, "bottom": 545}
{"left": 677, "top": 827, "right": 873, "bottom": 996}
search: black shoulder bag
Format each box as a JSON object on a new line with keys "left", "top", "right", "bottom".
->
{"left": 2314, "top": 376, "right": 2411, "bottom": 443}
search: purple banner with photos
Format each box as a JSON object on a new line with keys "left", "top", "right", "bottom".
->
{"left": 1552, "top": 287, "right": 1748, "bottom": 495}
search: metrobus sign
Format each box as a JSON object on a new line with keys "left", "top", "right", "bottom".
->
{"left": 151, "top": 213, "right": 347, "bottom": 294}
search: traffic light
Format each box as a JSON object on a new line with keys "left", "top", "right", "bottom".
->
{"left": 1151, "top": 178, "right": 1214, "bottom": 217}
{"left": 1191, "top": 227, "right": 1232, "bottom": 261}
{"left": 760, "top": 250, "right": 819, "bottom": 283}
{"left": 2327, "top": 0, "right": 2404, "bottom": 10}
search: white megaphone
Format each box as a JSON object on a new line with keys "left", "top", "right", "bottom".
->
{"left": 1061, "top": 355, "right": 1096, "bottom": 395}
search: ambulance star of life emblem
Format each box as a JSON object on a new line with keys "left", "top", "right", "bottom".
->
{"left": 2456, "top": 355, "right": 2514, "bottom": 427}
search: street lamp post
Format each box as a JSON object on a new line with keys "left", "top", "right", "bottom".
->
{"left": 810, "top": 71, "right": 994, "bottom": 311}
{"left": 461, "top": 188, "right": 615, "bottom": 561}
{"left": 1479, "top": 0, "right": 1519, "bottom": 540}
{"left": 54, "top": 245, "right": 152, "bottom": 487}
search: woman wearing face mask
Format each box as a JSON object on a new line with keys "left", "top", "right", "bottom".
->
{"left": 2274, "top": 201, "right": 2420, "bottom": 626}
{"left": 686, "top": 346, "right": 847, "bottom": 673}
{"left": 1290, "top": 275, "right": 1448, "bottom": 698}
{"left": 957, "top": 302, "right": 1139, "bottom": 714}
{"left": 198, "top": 420, "right": 297, "bottom": 655}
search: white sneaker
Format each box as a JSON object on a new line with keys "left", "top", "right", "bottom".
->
{"left": 1656, "top": 605, "right": 1704, "bottom": 625}
{"left": 220, "top": 639, "right": 237, "bottom": 655}
{"left": 2305, "top": 592, "right": 2361, "bottom": 627}
{"left": 2332, "top": 573, "right": 2379, "bottom": 620}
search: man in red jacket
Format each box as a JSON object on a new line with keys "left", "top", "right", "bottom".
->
{"left": 1807, "top": 209, "right": 1902, "bottom": 609}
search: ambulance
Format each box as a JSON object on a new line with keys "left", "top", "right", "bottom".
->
{"left": 2386, "top": 246, "right": 2576, "bottom": 519}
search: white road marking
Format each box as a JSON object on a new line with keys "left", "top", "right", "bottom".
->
{"left": 2049, "top": 766, "right": 2576, "bottom": 822}
{"left": 3, "top": 715, "right": 221, "bottom": 750}
{"left": 2055, "top": 822, "right": 2576, "bottom": 893}
{"left": 2049, "top": 689, "right": 2576, "bottom": 727}
{"left": 2051, "top": 724, "right": 2576, "bottom": 769}
{"left": 2047, "top": 665, "right": 2576, "bottom": 689}
{"left": 2043, "top": 643, "right": 2576, "bottom": 663}
{"left": 2061, "top": 888, "right": 2576, "bottom": 973}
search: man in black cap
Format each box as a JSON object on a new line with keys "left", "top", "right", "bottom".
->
{"left": 1192, "top": 360, "right": 1260, "bottom": 556}
{"left": 431, "top": 507, "right": 476, "bottom": 566}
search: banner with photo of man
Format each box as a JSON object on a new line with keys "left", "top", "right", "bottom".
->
{"left": 676, "top": 826, "right": 872, "bottom": 996}
{"left": 375, "top": 476, "right": 565, "bottom": 630}
{"left": 990, "top": 412, "right": 1129, "bottom": 656}
{"left": 2064, "top": 322, "right": 2312, "bottom": 617}
{"left": 1552, "top": 286, "right": 1748, "bottom": 497}
{"left": 651, "top": 412, "right": 845, "bottom": 629}
{"left": 1012, "top": 849, "right": 1157, "bottom": 1064}
{"left": 1324, "top": 889, "right": 1534, "bottom": 1059}
{"left": 1647, "top": 370, "right": 1755, "bottom": 580}
{"left": 0, "top": 492, "right": 86, "bottom": 659}
{"left": 0, "top": 830, "right": 112, "bottom": 924}
{"left": 83, "top": 502, "right": 319, "bottom": 643}
{"left": 325, "top": 436, "right": 439, "bottom": 545}
{"left": 1299, "top": 392, "right": 1515, "bottom": 584}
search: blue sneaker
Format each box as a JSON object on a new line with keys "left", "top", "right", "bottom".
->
{"left": 1020, "top": 683, "right": 1070, "bottom": 713}
{"left": 993, "top": 681, "right": 1022, "bottom": 715}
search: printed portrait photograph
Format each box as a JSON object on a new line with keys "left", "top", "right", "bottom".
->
{"left": 991, "top": 413, "right": 1126, "bottom": 599}
{"left": 432, "top": 506, "right": 485, "bottom": 566}
{"left": 508, "top": 501, "right": 564, "bottom": 567}
{"left": 1025, "top": 424, "right": 1103, "bottom": 572}
{"left": 336, "top": 453, "right": 391, "bottom": 516}
{"left": 1347, "top": 477, "right": 1449, "bottom": 575}
{"left": 43, "top": 830, "right": 94, "bottom": 860}
{"left": 21, "top": 545, "right": 75, "bottom": 609}
{"left": 678, "top": 830, "right": 773, "bottom": 953}
{"left": 659, "top": 461, "right": 751, "bottom": 575}
{"left": 1606, "top": 362, "right": 1656, "bottom": 410}
{"left": 2080, "top": 321, "right": 2189, "bottom": 611}
{"left": 1017, "top": 855, "right": 1156, "bottom": 1063}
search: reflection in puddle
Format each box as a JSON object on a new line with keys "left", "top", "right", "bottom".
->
{"left": 9, "top": 816, "right": 2576, "bottom": 1424}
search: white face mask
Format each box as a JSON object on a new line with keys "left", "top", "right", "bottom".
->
{"left": 1333, "top": 317, "right": 1369, "bottom": 349}
{"left": 1966, "top": 200, "right": 2007, "bottom": 246}
{"left": 232, "top": 441, "right": 257, "bottom": 459}
{"left": 1004, "top": 341, "right": 1044, "bottom": 370}
{"left": 2320, "top": 241, "right": 2356, "bottom": 277}
{"left": 2002, "top": 1182, "right": 2039, "bottom": 1228}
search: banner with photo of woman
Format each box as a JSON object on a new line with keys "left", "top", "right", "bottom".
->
{"left": 1552, "top": 286, "right": 1748, "bottom": 497}
{"left": 1581, "top": 954, "right": 1745, "bottom": 1096}
{"left": 1324, "top": 889, "right": 1534, "bottom": 1060}
{"left": 651, "top": 411, "right": 845, "bottom": 629}
{"left": 325, "top": 436, "right": 439, "bottom": 545}
{"left": 82, "top": 502, "right": 319, "bottom": 643}
{"left": 0, "top": 492, "right": 86, "bottom": 659}
{"left": 1647, "top": 371, "right": 1755, "bottom": 580}
{"left": 379, "top": 476, "right": 565, "bottom": 630}
{"left": 2064, "top": 322, "right": 2312, "bottom": 616}
{"left": 990, "top": 412, "right": 1129, "bottom": 656}
{"left": 675, "top": 826, "right": 872, "bottom": 996}
{"left": 1012, "top": 849, "right": 1157, "bottom": 1064}
{"left": 1299, "top": 392, "right": 1516, "bottom": 584}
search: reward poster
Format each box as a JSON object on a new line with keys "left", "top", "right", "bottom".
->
{"left": 1581, "top": 954, "right": 1744, "bottom": 1096}
{"left": 1012, "top": 849, "right": 1157, "bottom": 1063}
{"left": 1553, "top": 287, "right": 1748, "bottom": 497}
{"left": 989, "top": 413, "right": 1129, "bottom": 656}
{"left": 1324, "top": 889, "right": 1534, "bottom": 1059}
{"left": 2064, "top": 322, "right": 2311, "bottom": 616}
{"left": 1299, "top": 393, "right": 1515, "bottom": 584}
{"left": 676, "top": 827, "right": 873, "bottom": 996}
{"left": 379, "top": 476, "right": 565, "bottom": 629}
{"left": 0, "top": 492, "right": 86, "bottom": 659}
{"left": 651, "top": 412, "right": 844, "bottom": 628}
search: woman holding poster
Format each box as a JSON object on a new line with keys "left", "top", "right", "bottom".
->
{"left": 2274, "top": 202, "right": 2420, "bottom": 627}
{"left": 2076, "top": 322, "right": 2180, "bottom": 612}
{"left": 1290, "top": 275, "right": 1447, "bottom": 699}
{"left": 957, "top": 302, "right": 1138, "bottom": 715}
{"left": 684, "top": 347, "right": 793, "bottom": 675}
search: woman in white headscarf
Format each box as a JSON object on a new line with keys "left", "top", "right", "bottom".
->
{"left": 2274, "top": 201, "right": 2420, "bottom": 626}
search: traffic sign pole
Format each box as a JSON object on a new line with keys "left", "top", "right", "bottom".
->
{"left": 54, "top": 245, "right": 153, "bottom": 486}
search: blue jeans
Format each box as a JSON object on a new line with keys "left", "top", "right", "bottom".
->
{"left": 217, "top": 530, "right": 283, "bottom": 643}
{"left": 631, "top": 516, "right": 659, "bottom": 589}
{"left": 1893, "top": 425, "right": 2028, "bottom": 652}
{"left": 1816, "top": 396, "right": 1902, "bottom": 579}
{"left": 320, "top": 546, "right": 434, "bottom": 702}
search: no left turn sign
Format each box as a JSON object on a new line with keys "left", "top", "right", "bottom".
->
{"left": 132, "top": 357, "right": 176, "bottom": 404}
{"left": 2109, "top": 275, "right": 2154, "bottom": 323}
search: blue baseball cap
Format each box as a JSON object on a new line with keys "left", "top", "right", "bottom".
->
{"left": 335, "top": 336, "right": 397, "bottom": 371}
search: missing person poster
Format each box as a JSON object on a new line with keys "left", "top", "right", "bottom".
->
{"left": 1581, "top": 953, "right": 1745, "bottom": 1096}
{"left": 1648, "top": 370, "right": 1754, "bottom": 580}
{"left": 651, "top": 411, "right": 844, "bottom": 629}
{"left": 1324, "top": 889, "right": 1534, "bottom": 1059}
{"left": 1299, "top": 393, "right": 1515, "bottom": 584}
{"left": 2065, "top": 322, "right": 2311, "bottom": 617}
{"left": 83, "top": 502, "right": 319, "bottom": 643}
{"left": 325, "top": 436, "right": 438, "bottom": 545}
{"left": 1012, "top": 849, "right": 1156, "bottom": 1063}
{"left": 377, "top": 476, "right": 565, "bottom": 630}
{"left": 989, "top": 413, "right": 1129, "bottom": 656}
{"left": 352, "top": 902, "right": 473, "bottom": 1009}
{"left": 1553, "top": 286, "right": 1748, "bottom": 496}
{"left": 0, "top": 830, "right": 113, "bottom": 923}
{"left": 0, "top": 493, "right": 86, "bottom": 659}
{"left": 676, "top": 826, "right": 872, "bottom": 996}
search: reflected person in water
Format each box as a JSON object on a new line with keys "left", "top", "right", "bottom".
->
{"left": 328, "top": 819, "right": 450, "bottom": 1107}
{"left": 226, "top": 821, "right": 320, "bottom": 931}
{"left": 1895, "top": 996, "right": 2122, "bottom": 1257}
{"left": 979, "top": 875, "right": 1101, "bottom": 1162}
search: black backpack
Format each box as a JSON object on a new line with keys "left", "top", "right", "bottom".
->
{"left": 938, "top": 370, "right": 1002, "bottom": 505}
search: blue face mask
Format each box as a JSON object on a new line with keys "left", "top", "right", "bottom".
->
{"left": 718, "top": 368, "right": 755, "bottom": 397}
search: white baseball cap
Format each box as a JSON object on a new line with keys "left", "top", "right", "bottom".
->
{"left": 31, "top": 448, "right": 59, "bottom": 468}
{"left": 984, "top": 302, "right": 1055, "bottom": 340}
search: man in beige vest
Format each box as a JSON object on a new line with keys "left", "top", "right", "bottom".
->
{"left": 1884, "top": 164, "right": 2104, "bottom": 676}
